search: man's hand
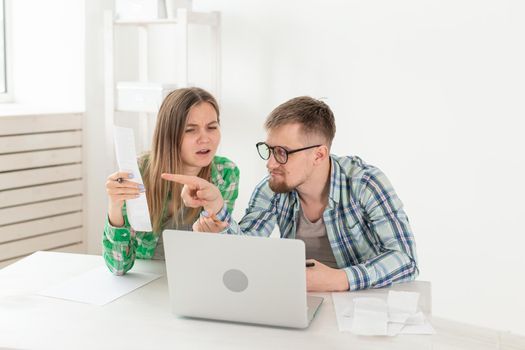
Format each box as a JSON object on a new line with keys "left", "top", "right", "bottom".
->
{"left": 306, "top": 259, "right": 350, "bottom": 292}
{"left": 161, "top": 174, "right": 224, "bottom": 215}
{"left": 192, "top": 215, "right": 228, "bottom": 233}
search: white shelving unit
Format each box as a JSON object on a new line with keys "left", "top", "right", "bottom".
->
{"left": 103, "top": 8, "right": 221, "bottom": 169}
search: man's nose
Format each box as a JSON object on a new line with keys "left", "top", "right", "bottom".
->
{"left": 266, "top": 152, "right": 280, "bottom": 170}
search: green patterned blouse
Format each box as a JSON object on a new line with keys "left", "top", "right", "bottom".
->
{"left": 102, "top": 155, "right": 239, "bottom": 275}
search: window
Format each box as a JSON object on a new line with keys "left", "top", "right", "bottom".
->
{"left": 0, "top": 0, "right": 8, "bottom": 100}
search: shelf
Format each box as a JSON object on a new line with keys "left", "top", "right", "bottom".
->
{"left": 104, "top": 8, "right": 221, "bottom": 155}
{"left": 114, "top": 11, "right": 219, "bottom": 27}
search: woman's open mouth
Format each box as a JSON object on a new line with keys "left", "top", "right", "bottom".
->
{"left": 196, "top": 149, "right": 211, "bottom": 156}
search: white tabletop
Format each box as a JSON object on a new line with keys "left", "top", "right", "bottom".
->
{"left": 0, "top": 251, "right": 523, "bottom": 350}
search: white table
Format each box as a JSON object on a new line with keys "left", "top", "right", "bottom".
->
{"left": 0, "top": 251, "right": 523, "bottom": 350}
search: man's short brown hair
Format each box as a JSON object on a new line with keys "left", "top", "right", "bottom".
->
{"left": 264, "top": 96, "right": 336, "bottom": 146}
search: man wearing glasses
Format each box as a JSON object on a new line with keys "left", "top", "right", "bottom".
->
{"left": 162, "top": 96, "right": 418, "bottom": 292}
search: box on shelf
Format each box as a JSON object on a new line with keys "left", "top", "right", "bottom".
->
{"left": 116, "top": 82, "right": 177, "bottom": 113}
{"left": 166, "top": 0, "right": 193, "bottom": 19}
{"left": 115, "top": 0, "right": 167, "bottom": 20}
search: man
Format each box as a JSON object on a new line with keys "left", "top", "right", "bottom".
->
{"left": 162, "top": 96, "right": 418, "bottom": 292}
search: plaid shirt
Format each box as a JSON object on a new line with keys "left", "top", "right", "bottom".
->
{"left": 216, "top": 155, "right": 418, "bottom": 291}
{"left": 103, "top": 155, "right": 239, "bottom": 275}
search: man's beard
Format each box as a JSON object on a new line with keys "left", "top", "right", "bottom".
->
{"left": 268, "top": 177, "right": 295, "bottom": 193}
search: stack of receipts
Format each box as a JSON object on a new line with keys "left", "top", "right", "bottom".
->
{"left": 332, "top": 291, "right": 435, "bottom": 336}
{"left": 113, "top": 126, "right": 153, "bottom": 232}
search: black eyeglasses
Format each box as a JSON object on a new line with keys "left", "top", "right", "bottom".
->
{"left": 256, "top": 142, "right": 321, "bottom": 164}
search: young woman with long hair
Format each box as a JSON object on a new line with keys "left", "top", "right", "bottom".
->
{"left": 102, "top": 87, "right": 239, "bottom": 275}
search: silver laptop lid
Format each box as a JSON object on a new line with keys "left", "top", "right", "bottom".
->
{"left": 163, "top": 230, "right": 310, "bottom": 328}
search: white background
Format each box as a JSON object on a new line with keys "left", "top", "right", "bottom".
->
{"left": 5, "top": 0, "right": 525, "bottom": 336}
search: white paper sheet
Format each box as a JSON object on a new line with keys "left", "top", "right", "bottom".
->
{"left": 400, "top": 322, "right": 436, "bottom": 335}
{"left": 332, "top": 290, "right": 435, "bottom": 336}
{"left": 388, "top": 290, "right": 420, "bottom": 314}
{"left": 37, "top": 266, "right": 161, "bottom": 306}
{"left": 333, "top": 292, "right": 363, "bottom": 332}
{"left": 351, "top": 297, "right": 388, "bottom": 335}
{"left": 113, "top": 126, "right": 153, "bottom": 232}
{"left": 388, "top": 311, "right": 410, "bottom": 324}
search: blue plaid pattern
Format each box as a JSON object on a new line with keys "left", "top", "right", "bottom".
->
{"left": 215, "top": 155, "right": 418, "bottom": 291}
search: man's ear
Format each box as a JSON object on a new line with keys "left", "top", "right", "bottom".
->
{"left": 313, "top": 145, "right": 329, "bottom": 165}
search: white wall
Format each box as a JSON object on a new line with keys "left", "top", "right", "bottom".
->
{"left": 83, "top": 0, "right": 525, "bottom": 335}
{"left": 84, "top": 0, "right": 112, "bottom": 259}
{"left": 188, "top": 0, "right": 524, "bottom": 335}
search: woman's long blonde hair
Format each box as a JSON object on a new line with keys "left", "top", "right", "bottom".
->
{"left": 141, "top": 87, "right": 220, "bottom": 233}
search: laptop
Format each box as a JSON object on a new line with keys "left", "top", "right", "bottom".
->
{"left": 163, "top": 230, "right": 323, "bottom": 328}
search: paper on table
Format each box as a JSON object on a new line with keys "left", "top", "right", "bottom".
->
{"left": 113, "top": 126, "right": 153, "bottom": 232}
{"left": 406, "top": 311, "right": 425, "bottom": 325}
{"left": 401, "top": 322, "right": 435, "bottom": 335}
{"left": 350, "top": 298, "right": 413, "bottom": 336}
{"left": 332, "top": 291, "right": 435, "bottom": 336}
{"left": 389, "top": 311, "right": 411, "bottom": 324}
{"left": 388, "top": 290, "right": 420, "bottom": 314}
{"left": 388, "top": 291, "right": 421, "bottom": 326}
{"left": 333, "top": 293, "right": 365, "bottom": 332}
{"left": 351, "top": 297, "right": 388, "bottom": 335}
{"left": 37, "top": 266, "right": 161, "bottom": 306}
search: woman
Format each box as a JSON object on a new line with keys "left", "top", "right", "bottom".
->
{"left": 103, "top": 87, "right": 239, "bottom": 275}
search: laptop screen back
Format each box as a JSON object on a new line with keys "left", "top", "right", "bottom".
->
{"left": 163, "top": 230, "right": 309, "bottom": 328}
